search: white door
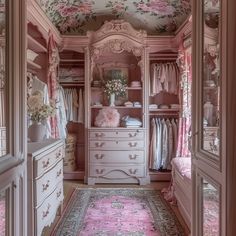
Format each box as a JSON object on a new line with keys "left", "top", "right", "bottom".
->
{"left": 191, "top": 0, "right": 227, "bottom": 235}
{"left": 0, "top": 1, "right": 27, "bottom": 235}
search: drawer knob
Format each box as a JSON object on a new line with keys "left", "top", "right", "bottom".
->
{"left": 42, "top": 204, "right": 51, "bottom": 219}
{"left": 95, "top": 154, "right": 104, "bottom": 160}
{"left": 95, "top": 133, "right": 105, "bottom": 138}
{"left": 57, "top": 189, "right": 62, "bottom": 198}
{"left": 95, "top": 142, "right": 105, "bottom": 148}
{"left": 56, "top": 150, "right": 62, "bottom": 159}
{"left": 42, "top": 159, "right": 50, "bottom": 168}
{"left": 129, "top": 154, "right": 138, "bottom": 160}
{"left": 129, "top": 169, "right": 138, "bottom": 175}
{"left": 42, "top": 180, "right": 50, "bottom": 192}
{"left": 56, "top": 169, "right": 62, "bottom": 177}
{"left": 128, "top": 133, "right": 137, "bottom": 138}
{"left": 96, "top": 169, "right": 105, "bottom": 175}
{"left": 128, "top": 142, "right": 137, "bottom": 147}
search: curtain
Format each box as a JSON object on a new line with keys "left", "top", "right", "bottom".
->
{"left": 162, "top": 39, "right": 192, "bottom": 203}
{"left": 176, "top": 42, "right": 192, "bottom": 158}
{"left": 47, "top": 32, "right": 60, "bottom": 138}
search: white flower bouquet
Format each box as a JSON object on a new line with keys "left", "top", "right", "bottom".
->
{"left": 27, "top": 91, "right": 55, "bottom": 123}
{"left": 103, "top": 71, "right": 127, "bottom": 97}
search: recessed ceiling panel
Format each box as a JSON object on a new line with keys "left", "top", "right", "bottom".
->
{"left": 36, "top": 0, "right": 192, "bottom": 35}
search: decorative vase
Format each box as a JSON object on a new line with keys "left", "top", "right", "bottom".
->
{"left": 28, "top": 122, "right": 46, "bottom": 142}
{"left": 109, "top": 93, "right": 115, "bottom": 107}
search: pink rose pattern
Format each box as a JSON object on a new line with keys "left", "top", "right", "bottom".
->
{"left": 37, "top": 0, "right": 191, "bottom": 34}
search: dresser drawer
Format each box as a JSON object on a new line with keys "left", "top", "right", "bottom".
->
{"left": 90, "top": 150, "right": 145, "bottom": 164}
{"left": 89, "top": 140, "right": 144, "bottom": 149}
{"left": 35, "top": 160, "right": 63, "bottom": 207}
{"left": 89, "top": 130, "right": 144, "bottom": 139}
{"left": 34, "top": 145, "right": 64, "bottom": 177}
{"left": 90, "top": 165, "right": 145, "bottom": 178}
{"left": 35, "top": 181, "right": 63, "bottom": 236}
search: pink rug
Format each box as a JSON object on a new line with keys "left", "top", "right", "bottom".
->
{"left": 53, "top": 188, "right": 185, "bottom": 236}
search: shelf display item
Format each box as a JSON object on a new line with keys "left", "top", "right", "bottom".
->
{"left": 94, "top": 107, "right": 120, "bottom": 128}
{"left": 203, "top": 101, "right": 214, "bottom": 126}
{"left": 121, "top": 115, "right": 142, "bottom": 128}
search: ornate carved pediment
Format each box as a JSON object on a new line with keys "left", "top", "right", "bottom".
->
{"left": 91, "top": 39, "right": 143, "bottom": 60}
{"left": 87, "top": 20, "right": 147, "bottom": 44}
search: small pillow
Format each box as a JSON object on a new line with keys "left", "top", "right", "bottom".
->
{"left": 94, "top": 107, "right": 120, "bottom": 127}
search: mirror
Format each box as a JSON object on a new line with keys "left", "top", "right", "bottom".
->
{"left": 202, "top": 179, "right": 220, "bottom": 235}
{"left": 0, "top": 0, "right": 6, "bottom": 158}
{"left": 202, "top": 0, "right": 220, "bottom": 156}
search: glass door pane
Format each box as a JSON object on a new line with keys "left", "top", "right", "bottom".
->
{"left": 0, "top": 189, "right": 6, "bottom": 235}
{"left": 202, "top": 179, "right": 220, "bottom": 236}
{"left": 0, "top": 0, "right": 6, "bottom": 157}
{"left": 202, "top": 0, "right": 220, "bottom": 156}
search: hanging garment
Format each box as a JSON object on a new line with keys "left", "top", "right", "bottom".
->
{"left": 156, "top": 118, "right": 163, "bottom": 170}
{"left": 72, "top": 89, "right": 79, "bottom": 120}
{"left": 167, "top": 119, "right": 174, "bottom": 170}
{"left": 56, "top": 86, "right": 67, "bottom": 139}
{"left": 78, "top": 89, "right": 84, "bottom": 123}
{"left": 150, "top": 62, "right": 179, "bottom": 95}
{"left": 161, "top": 119, "right": 169, "bottom": 169}
{"left": 149, "top": 118, "right": 157, "bottom": 169}
{"left": 172, "top": 119, "right": 178, "bottom": 158}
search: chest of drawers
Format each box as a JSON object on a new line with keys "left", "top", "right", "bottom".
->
{"left": 28, "top": 139, "right": 64, "bottom": 236}
{"left": 87, "top": 129, "right": 150, "bottom": 185}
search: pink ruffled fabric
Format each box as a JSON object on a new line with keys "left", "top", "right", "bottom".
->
{"left": 172, "top": 157, "right": 191, "bottom": 180}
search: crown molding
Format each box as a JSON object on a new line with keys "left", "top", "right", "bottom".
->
{"left": 27, "top": 0, "right": 61, "bottom": 45}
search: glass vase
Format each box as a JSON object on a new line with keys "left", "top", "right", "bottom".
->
{"left": 109, "top": 93, "right": 115, "bottom": 107}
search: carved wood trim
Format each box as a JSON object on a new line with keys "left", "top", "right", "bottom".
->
{"left": 87, "top": 20, "right": 147, "bottom": 43}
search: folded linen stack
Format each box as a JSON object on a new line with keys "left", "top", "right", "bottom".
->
{"left": 133, "top": 102, "right": 142, "bottom": 108}
{"left": 158, "top": 104, "right": 169, "bottom": 109}
{"left": 170, "top": 104, "right": 180, "bottom": 109}
{"left": 130, "top": 81, "right": 141, "bottom": 88}
{"left": 121, "top": 115, "right": 142, "bottom": 128}
{"left": 124, "top": 101, "right": 133, "bottom": 107}
{"left": 149, "top": 104, "right": 158, "bottom": 109}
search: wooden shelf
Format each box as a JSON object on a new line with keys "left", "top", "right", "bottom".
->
{"left": 27, "top": 60, "right": 42, "bottom": 70}
{"left": 91, "top": 106, "right": 142, "bottom": 109}
{"left": 63, "top": 169, "right": 85, "bottom": 180}
{"left": 27, "top": 34, "right": 47, "bottom": 53}
{"left": 204, "top": 86, "right": 218, "bottom": 90}
{"left": 90, "top": 126, "right": 144, "bottom": 130}
{"left": 149, "top": 108, "right": 179, "bottom": 112}
{"left": 91, "top": 87, "right": 142, "bottom": 90}
{"left": 126, "top": 87, "right": 142, "bottom": 90}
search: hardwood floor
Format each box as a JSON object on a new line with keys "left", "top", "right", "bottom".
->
{"left": 43, "top": 180, "right": 190, "bottom": 235}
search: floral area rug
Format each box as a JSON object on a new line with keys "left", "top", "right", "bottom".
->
{"left": 53, "top": 188, "right": 185, "bottom": 236}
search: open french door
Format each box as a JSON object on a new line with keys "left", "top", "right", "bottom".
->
{"left": 191, "top": 0, "right": 227, "bottom": 235}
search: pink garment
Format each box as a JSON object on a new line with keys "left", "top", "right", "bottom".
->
{"left": 172, "top": 157, "right": 191, "bottom": 180}
{"left": 47, "top": 32, "right": 60, "bottom": 138}
{"left": 176, "top": 117, "right": 191, "bottom": 157}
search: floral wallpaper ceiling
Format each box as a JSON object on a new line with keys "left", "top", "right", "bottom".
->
{"left": 36, "top": 0, "right": 192, "bottom": 35}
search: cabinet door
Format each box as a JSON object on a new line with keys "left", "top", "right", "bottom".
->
{"left": 0, "top": 1, "right": 27, "bottom": 235}
{"left": 192, "top": 0, "right": 226, "bottom": 235}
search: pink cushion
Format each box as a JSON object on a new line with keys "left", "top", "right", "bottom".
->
{"left": 172, "top": 157, "right": 191, "bottom": 180}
